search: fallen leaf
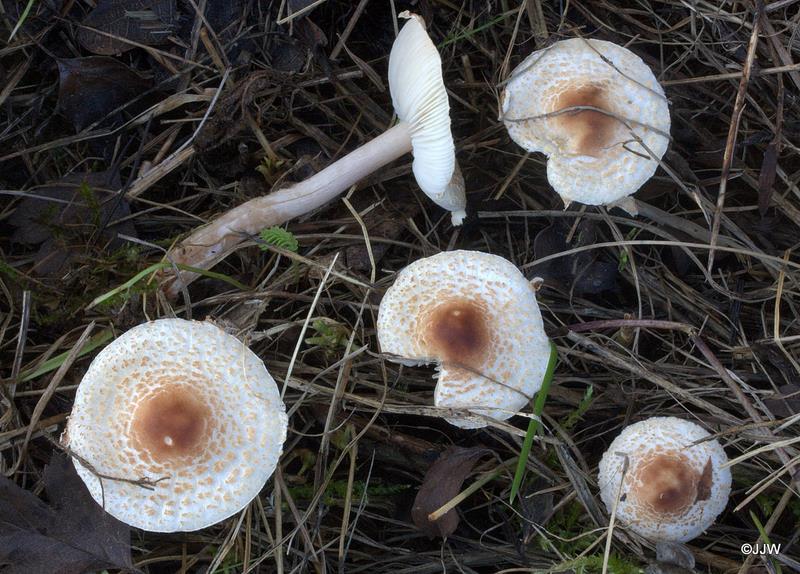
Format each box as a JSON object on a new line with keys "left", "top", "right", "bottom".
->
{"left": 10, "top": 171, "right": 137, "bottom": 276}
{"left": 0, "top": 454, "right": 133, "bottom": 574}
{"left": 518, "top": 477, "right": 554, "bottom": 546}
{"left": 270, "top": 37, "right": 307, "bottom": 72}
{"left": 294, "top": 17, "right": 328, "bottom": 50}
{"left": 57, "top": 57, "right": 151, "bottom": 131}
{"left": 533, "top": 221, "right": 617, "bottom": 295}
{"left": 695, "top": 459, "right": 713, "bottom": 503}
{"left": 763, "top": 383, "right": 800, "bottom": 417}
{"left": 206, "top": 0, "right": 243, "bottom": 34}
{"left": 77, "top": 0, "right": 178, "bottom": 55}
{"left": 411, "top": 446, "right": 490, "bottom": 538}
{"left": 646, "top": 540, "right": 696, "bottom": 573}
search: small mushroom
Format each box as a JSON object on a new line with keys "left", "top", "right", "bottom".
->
{"left": 597, "top": 417, "right": 731, "bottom": 542}
{"left": 377, "top": 250, "right": 551, "bottom": 429}
{"left": 63, "top": 319, "right": 288, "bottom": 532}
{"left": 500, "top": 38, "right": 670, "bottom": 208}
{"left": 163, "top": 12, "right": 465, "bottom": 298}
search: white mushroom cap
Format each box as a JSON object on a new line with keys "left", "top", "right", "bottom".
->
{"left": 598, "top": 417, "right": 731, "bottom": 542}
{"left": 500, "top": 38, "right": 670, "bottom": 206}
{"left": 377, "top": 250, "right": 551, "bottom": 429}
{"left": 389, "top": 12, "right": 467, "bottom": 225}
{"left": 63, "top": 319, "right": 288, "bottom": 532}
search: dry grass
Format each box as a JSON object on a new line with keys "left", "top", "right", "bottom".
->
{"left": 2, "top": 0, "right": 800, "bottom": 572}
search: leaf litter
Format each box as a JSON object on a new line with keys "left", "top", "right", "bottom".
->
{"left": 0, "top": 454, "right": 133, "bottom": 574}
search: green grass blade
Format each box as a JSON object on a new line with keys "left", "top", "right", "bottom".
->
{"left": 509, "top": 340, "right": 558, "bottom": 504}
{"left": 87, "top": 262, "right": 249, "bottom": 309}
{"left": 18, "top": 329, "right": 114, "bottom": 383}
{"left": 7, "top": 0, "right": 36, "bottom": 42}
{"left": 749, "top": 511, "right": 783, "bottom": 574}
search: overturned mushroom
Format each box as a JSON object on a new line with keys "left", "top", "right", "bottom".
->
{"left": 63, "top": 319, "right": 288, "bottom": 532}
{"left": 377, "top": 250, "right": 551, "bottom": 429}
{"left": 500, "top": 38, "right": 670, "bottom": 208}
{"left": 163, "top": 12, "right": 465, "bottom": 298}
{"left": 598, "top": 417, "right": 731, "bottom": 542}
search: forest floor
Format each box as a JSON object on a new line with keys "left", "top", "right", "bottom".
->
{"left": 1, "top": 1, "right": 800, "bottom": 573}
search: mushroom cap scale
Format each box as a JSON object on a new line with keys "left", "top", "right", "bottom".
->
{"left": 64, "top": 319, "right": 288, "bottom": 532}
{"left": 501, "top": 38, "right": 670, "bottom": 206}
{"left": 597, "top": 417, "right": 731, "bottom": 542}
{"left": 389, "top": 12, "right": 466, "bottom": 221}
{"left": 377, "top": 250, "right": 551, "bottom": 428}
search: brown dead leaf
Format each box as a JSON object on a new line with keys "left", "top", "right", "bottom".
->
{"left": 763, "top": 383, "right": 800, "bottom": 417}
{"left": 695, "top": 458, "right": 713, "bottom": 503}
{"left": 0, "top": 454, "right": 133, "bottom": 574}
{"left": 411, "top": 446, "right": 490, "bottom": 538}
{"left": 533, "top": 221, "right": 617, "bottom": 295}
{"left": 57, "top": 57, "right": 151, "bottom": 131}
{"left": 77, "top": 0, "right": 178, "bottom": 55}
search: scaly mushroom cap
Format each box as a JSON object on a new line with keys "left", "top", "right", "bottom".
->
{"left": 500, "top": 38, "right": 670, "bottom": 206}
{"left": 389, "top": 12, "right": 467, "bottom": 225}
{"left": 377, "top": 250, "right": 551, "bottom": 428}
{"left": 63, "top": 319, "right": 288, "bottom": 532}
{"left": 598, "top": 417, "right": 731, "bottom": 542}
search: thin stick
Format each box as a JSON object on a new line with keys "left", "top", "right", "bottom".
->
{"left": 708, "top": 6, "right": 760, "bottom": 271}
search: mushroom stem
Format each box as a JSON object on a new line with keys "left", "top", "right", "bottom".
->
{"left": 163, "top": 122, "right": 413, "bottom": 297}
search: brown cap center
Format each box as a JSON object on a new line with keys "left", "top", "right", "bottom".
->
{"left": 553, "top": 84, "right": 617, "bottom": 157}
{"left": 424, "top": 298, "right": 490, "bottom": 366}
{"left": 131, "top": 383, "right": 212, "bottom": 463}
{"left": 632, "top": 453, "right": 699, "bottom": 515}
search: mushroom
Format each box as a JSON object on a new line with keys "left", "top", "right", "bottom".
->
{"left": 162, "top": 12, "right": 465, "bottom": 298}
{"left": 500, "top": 38, "right": 670, "bottom": 209}
{"left": 597, "top": 417, "right": 731, "bottom": 542}
{"left": 62, "top": 319, "right": 288, "bottom": 532}
{"left": 377, "top": 250, "right": 551, "bottom": 429}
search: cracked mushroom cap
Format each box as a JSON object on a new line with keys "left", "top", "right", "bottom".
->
{"left": 500, "top": 38, "right": 670, "bottom": 207}
{"left": 63, "top": 319, "right": 288, "bottom": 532}
{"left": 377, "top": 250, "right": 551, "bottom": 429}
{"left": 598, "top": 417, "right": 731, "bottom": 542}
{"left": 389, "top": 11, "right": 467, "bottom": 225}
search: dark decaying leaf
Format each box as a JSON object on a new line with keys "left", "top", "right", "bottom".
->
{"left": 411, "top": 446, "right": 490, "bottom": 538}
{"left": 270, "top": 37, "right": 307, "bottom": 72}
{"left": 519, "top": 477, "right": 554, "bottom": 546}
{"left": 294, "top": 17, "right": 328, "bottom": 50}
{"left": 57, "top": 57, "right": 151, "bottom": 131}
{"left": 646, "top": 540, "right": 696, "bottom": 573}
{"left": 695, "top": 458, "right": 713, "bottom": 503}
{"left": 0, "top": 454, "right": 133, "bottom": 574}
{"left": 345, "top": 189, "right": 420, "bottom": 273}
{"left": 205, "top": 0, "right": 243, "bottom": 33}
{"left": 533, "top": 221, "right": 617, "bottom": 295}
{"left": 763, "top": 383, "right": 800, "bottom": 417}
{"left": 77, "top": 0, "right": 178, "bottom": 55}
{"left": 10, "top": 171, "right": 136, "bottom": 276}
